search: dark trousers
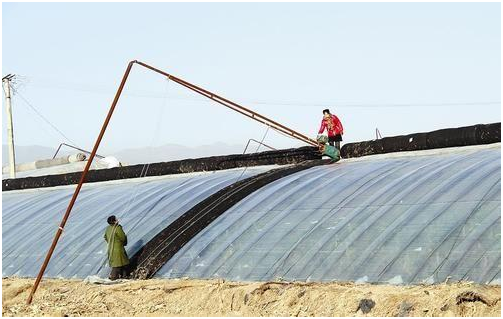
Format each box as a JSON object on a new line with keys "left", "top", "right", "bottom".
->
{"left": 328, "top": 135, "right": 342, "bottom": 151}
{"left": 110, "top": 266, "right": 128, "bottom": 280}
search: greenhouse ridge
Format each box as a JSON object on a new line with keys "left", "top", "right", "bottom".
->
{"left": 3, "top": 123, "right": 500, "bottom": 192}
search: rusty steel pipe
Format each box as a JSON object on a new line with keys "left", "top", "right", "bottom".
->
{"left": 172, "top": 80, "right": 316, "bottom": 145}
{"left": 26, "top": 61, "right": 136, "bottom": 305}
{"left": 171, "top": 78, "right": 313, "bottom": 144}
{"left": 134, "top": 61, "right": 318, "bottom": 146}
{"left": 27, "top": 59, "right": 317, "bottom": 304}
{"left": 137, "top": 62, "right": 317, "bottom": 146}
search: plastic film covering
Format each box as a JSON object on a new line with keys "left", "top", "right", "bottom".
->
{"left": 160, "top": 145, "right": 501, "bottom": 285}
{"left": 2, "top": 166, "right": 274, "bottom": 278}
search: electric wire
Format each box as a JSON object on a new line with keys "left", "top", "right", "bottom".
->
{"left": 11, "top": 87, "right": 81, "bottom": 148}
{"left": 17, "top": 77, "right": 501, "bottom": 108}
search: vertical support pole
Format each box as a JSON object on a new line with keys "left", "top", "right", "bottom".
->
{"left": 3, "top": 76, "right": 16, "bottom": 178}
{"left": 26, "top": 61, "right": 136, "bottom": 305}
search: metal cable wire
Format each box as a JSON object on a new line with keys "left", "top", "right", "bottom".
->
{"left": 132, "top": 124, "right": 274, "bottom": 274}
{"left": 125, "top": 78, "right": 172, "bottom": 235}
{"left": 96, "top": 77, "right": 180, "bottom": 276}
{"left": 234, "top": 125, "right": 271, "bottom": 184}
{"left": 11, "top": 87, "right": 81, "bottom": 148}
{"left": 17, "top": 79, "right": 502, "bottom": 108}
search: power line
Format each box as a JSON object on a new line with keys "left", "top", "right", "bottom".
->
{"left": 249, "top": 101, "right": 501, "bottom": 108}
{"left": 22, "top": 78, "right": 500, "bottom": 109}
{"left": 11, "top": 88, "right": 81, "bottom": 148}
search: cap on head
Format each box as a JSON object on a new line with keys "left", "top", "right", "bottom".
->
{"left": 107, "top": 215, "right": 117, "bottom": 225}
{"left": 323, "top": 109, "right": 330, "bottom": 115}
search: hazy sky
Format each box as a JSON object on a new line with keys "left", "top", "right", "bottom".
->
{"left": 2, "top": 2, "right": 501, "bottom": 153}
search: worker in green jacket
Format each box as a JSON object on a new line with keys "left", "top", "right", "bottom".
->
{"left": 104, "top": 215, "right": 130, "bottom": 280}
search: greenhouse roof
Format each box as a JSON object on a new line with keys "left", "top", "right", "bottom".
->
{"left": 2, "top": 144, "right": 500, "bottom": 285}
{"left": 160, "top": 144, "right": 501, "bottom": 284}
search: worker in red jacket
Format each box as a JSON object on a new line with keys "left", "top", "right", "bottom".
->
{"left": 318, "top": 108, "right": 344, "bottom": 150}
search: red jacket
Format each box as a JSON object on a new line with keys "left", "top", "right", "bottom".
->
{"left": 318, "top": 114, "right": 343, "bottom": 137}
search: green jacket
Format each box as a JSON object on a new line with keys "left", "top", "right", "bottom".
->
{"left": 104, "top": 224, "right": 129, "bottom": 268}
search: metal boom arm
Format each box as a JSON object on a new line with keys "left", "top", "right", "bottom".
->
{"left": 27, "top": 60, "right": 317, "bottom": 304}
{"left": 135, "top": 61, "right": 318, "bottom": 146}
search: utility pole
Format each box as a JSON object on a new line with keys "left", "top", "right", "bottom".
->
{"left": 2, "top": 74, "right": 16, "bottom": 178}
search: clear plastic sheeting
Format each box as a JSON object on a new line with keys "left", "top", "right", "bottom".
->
{"left": 160, "top": 145, "right": 501, "bottom": 285}
{"left": 2, "top": 166, "right": 274, "bottom": 278}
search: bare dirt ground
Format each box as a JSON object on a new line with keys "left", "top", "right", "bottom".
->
{"left": 2, "top": 277, "right": 500, "bottom": 317}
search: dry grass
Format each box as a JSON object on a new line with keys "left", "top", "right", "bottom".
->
{"left": 2, "top": 277, "right": 500, "bottom": 317}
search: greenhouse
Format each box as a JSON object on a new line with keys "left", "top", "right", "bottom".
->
{"left": 2, "top": 144, "right": 501, "bottom": 285}
{"left": 2, "top": 166, "right": 273, "bottom": 278}
{"left": 162, "top": 144, "right": 501, "bottom": 284}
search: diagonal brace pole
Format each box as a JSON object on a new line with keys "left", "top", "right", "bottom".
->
{"left": 27, "top": 60, "right": 316, "bottom": 304}
{"left": 26, "top": 60, "right": 135, "bottom": 304}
